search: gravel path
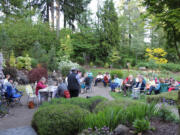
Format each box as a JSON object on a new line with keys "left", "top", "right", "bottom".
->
{"left": 79, "top": 84, "right": 114, "bottom": 100}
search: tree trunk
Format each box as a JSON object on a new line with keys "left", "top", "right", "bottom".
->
{"left": 56, "top": 0, "right": 60, "bottom": 38}
{"left": 46, "top": 1, "right": 50, "bottom": 22}
{"left": 50, "top": 0, "right": 54, "bottom": 29}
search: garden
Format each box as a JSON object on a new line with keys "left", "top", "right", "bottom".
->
{"left": 0, "top": 0, "right": 180, "bottom": 135}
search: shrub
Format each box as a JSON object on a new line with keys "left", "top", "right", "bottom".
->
{"left": 28, "top": 67, "right": 48, "bottom": 83}
{"left": 31, "top": 58, "right": 38, "bottom": 68}
{"left": 136, "top": 62, "right": 149, "bottom": 68}
{"left": 32, "top": 104, "right": 89, "bottom": 135}
{"left": 76, "top": 57, "right": 85, "bottom": 65}
{"left": 104, "top": 63, "right": 109, "bottom": 68}
{"left": 61, "top": 66, "right": 71, "bottom": 77}
{"left": 95, "top": 59, "right": 104, "bottom": 66}
{"left": 90, "top": 62, "right": 94, "bottom": 67}
{"left": 110, "top": 70, "right": 123, "bottom": 79}
{"left": 16, "top": 54, "right": 32, "bottom": 71}
{"left": 161, "top": 63, "right": 180, "bottom": 72}
{"left": 58, "top": 59, "right": 80, "bottom": 71}
{"left": 146, "top": 91, "right": 178, "bottom": 104}
{"left": 133, "top": 119, "right": 150, "bottom": 133}
{"left": 42, "top": 96, "right": 107, "bottom": 112}
{"left": 3, "top": 67, "right": 17, "bottom": 80}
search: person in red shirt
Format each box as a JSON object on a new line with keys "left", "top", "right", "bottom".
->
{"left": 36, "top": 77, "right": 47, "bottom": 96}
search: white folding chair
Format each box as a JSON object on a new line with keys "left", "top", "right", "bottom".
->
{"left": 25, "top": 84, "right": 39, "bottom": 106}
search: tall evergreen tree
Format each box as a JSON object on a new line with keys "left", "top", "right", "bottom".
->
{"left": 98, "top": 0, "right": 120, "bottom": 61}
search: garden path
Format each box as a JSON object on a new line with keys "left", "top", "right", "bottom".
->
{"left": 79, "top": 84, "right": 114, "bottom": 100}
{"left": 0, "top": 85, "right": 112, "bottom": 135}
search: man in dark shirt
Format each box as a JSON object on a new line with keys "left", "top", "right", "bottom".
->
{"left": 67, "top": 68, "right": 80, "bottom": 97}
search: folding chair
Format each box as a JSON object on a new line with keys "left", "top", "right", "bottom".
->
{"left": 25, "top": 85, "right": 39, "bottom": 106}
{"left": 5, "top": 85, "right": 22, "bottom": 106}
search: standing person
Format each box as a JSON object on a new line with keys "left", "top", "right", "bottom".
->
{"left": 68, "top": 68, "right": 80, "bottom": 97}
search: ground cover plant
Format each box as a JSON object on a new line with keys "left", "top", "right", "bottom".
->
{"left": 32, "top": 95, "right": 179, "bottom": 135}
{"left": 146, "top": 91, "right": 179, "bottom": 104}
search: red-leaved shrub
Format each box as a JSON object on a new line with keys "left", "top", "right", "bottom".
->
{"left": 28, "top": 67, "right": 48, "bottom": 83}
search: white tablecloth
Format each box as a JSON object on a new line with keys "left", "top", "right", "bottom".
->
{"left": 39, "top": 86, "right": 58, "bottom": 101}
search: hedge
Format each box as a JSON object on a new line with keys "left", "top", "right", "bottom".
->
{"left": 110, "top": 70, "right": 123, "bottom": 79}
{"left": 32, "top": 104, "right": 89, "bottom": 135}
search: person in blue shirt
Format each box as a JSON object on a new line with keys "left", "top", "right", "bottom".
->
{"left": 147, "top": 81, "right": 161, "bottom": 95}
{"left": 110, "top": 75, "right": 123, "bottom": 91}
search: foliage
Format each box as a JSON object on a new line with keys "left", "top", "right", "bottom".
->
{"left": 28, "top": 67, "right": 48, "bottom": 83}
{"left": 155, "top": 105, "right": 180, "bottom": 122}
{"left": 97, "top": 0, "right": 120, "bottom": 61}
{"left": 16, "top": 54, "right": 32, "bottom": 70}
{"left": 161, "top": 63, "right": 180, "bottom": 72}
{"left": 110, "top": 70, "right": 123, "bottom": 79}
{"left": 42, "top": 96, "right": 107, "bottom": 112}
{"left": 146, "top": 91, "right": 178, "bottom": 104}
{"left": 32, "top": 104, "right": 89, "bottom": 135}
{"left": 85, "top": 102, "right": 156, "bottom": 130}
{"left": 61, "top": 66, "right": 71, "bottom": 77}
{"left": 145, "top": 48, "right": 168, "bottom": 64}
{"left": 133, "top": 119, "right": 150, "bottom": 133}
{"left": 9, "top": 51, "right": 16, "bottom": 67}
{"left": 95, "top": 59, "right": 104, "bottom": 66}
{"left": 3, "top": 67, "right": 17, "bottom": 80}
{"left": 59, "top": 59, "right": 80, "bottom": 71}
{"left": 104, "top": 63, "right": 109, "bottom": 68}
{"left": 109, "top": 48, "right": 121, "bottom": 65}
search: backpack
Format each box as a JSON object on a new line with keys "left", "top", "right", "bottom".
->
{"left": 28, "top": 101, "right": 34, "bottom": 109}
{"left": 64, "top": 90, "right": 70, "bottom": 98}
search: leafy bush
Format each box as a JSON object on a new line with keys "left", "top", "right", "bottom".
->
{"left": 133, "top": 119, "right": 150, "bottom": 133}
{"left": 61, "top": 66, "right": 71, "bottom": 77}
{"left": 3, "top": 67, "right": 17, "bottom": 80}
{"left": 110, "top": 70, "right": 123, "bottom": 79}
{"left": 161, "top": 63, "right": 180, "bottom": 72}
{"left": 86, "top": 103, "right": 155, "bottom": 130}
{"left": 16, "top": 54, "right": 32, "bottom": 70}
{"left": 42, "top": 96, "right": 107, "bottom": 112}
{"left": 76, "top": 57, "right": 85, "bottom": 65}
{"left": 90, "top": 62, "right": 94, "bottom": 67}
{"left": 28, "top": 67, "right": 48, "bottom": 83}
{"left": 146, "top": 91, "right": 178, "bottom": 104}
{"left": 136, "top": 62, "right": 149, "bottom": 68}
{"left": 95, "top": 59, "right": 104, "bottom": 66}
{"left": 104, "top": 63, "right": 109, "bottom": 68}
{"left": 31, "top": 58, "right": 38, "bottom": 68}
{"left": 9, "top": 51, "right": 16, "bottom": 67}
{"left": 32, "top": 104, "right": 89, "bottom": 135}
{"left": 59, "top": 59, "right": 80, "bottom": 71}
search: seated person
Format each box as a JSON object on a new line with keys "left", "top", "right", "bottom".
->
{"left": 110, "top": 75, "right": 123, "bottom": 91}
{"left": 168, "top": 79, "right": 179, "bottom": 92}
{"left": 35, "top": 77, "right": 47, "bottom": 96}
{"left": 56, "top": 78, "right": 70, "bottom": 98}
{"left": 94, "top": 72, "right": 104, "bottom": 86}
{"left": 147, "top": 79, "right": 162, "bottom": 95}
{"left": 6, "top": 79, "right": 22, "bottom": 98}
{"left": 122, "top": 75, "right": 135, "bottom": 96}
{"left": 132, "top": 77, "right": 146, "bottom": 98}
{"left": 103, "top": 72, "right": 111, "bottom": 87}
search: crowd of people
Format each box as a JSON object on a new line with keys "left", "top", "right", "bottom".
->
{"left": 2, "top": 69, "right": 180, "bottom": 102}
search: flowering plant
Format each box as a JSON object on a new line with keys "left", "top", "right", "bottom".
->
{"left": 58, "top": 59, "right": 80, "bottom": 71}
{"left": 145, "top": 48, "right": 168, "bottom": 64}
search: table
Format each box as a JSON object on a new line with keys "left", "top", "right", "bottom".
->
{"left": 39, "top": 86, "right": 58, "bottom": 102}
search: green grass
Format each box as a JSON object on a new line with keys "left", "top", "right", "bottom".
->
{"left": 110, "top": 92, "right": 146, "bottom": 103}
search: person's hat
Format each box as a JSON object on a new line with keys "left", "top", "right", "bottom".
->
{"left": 71, "top": 67, "right": 77, "bottom": 71}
